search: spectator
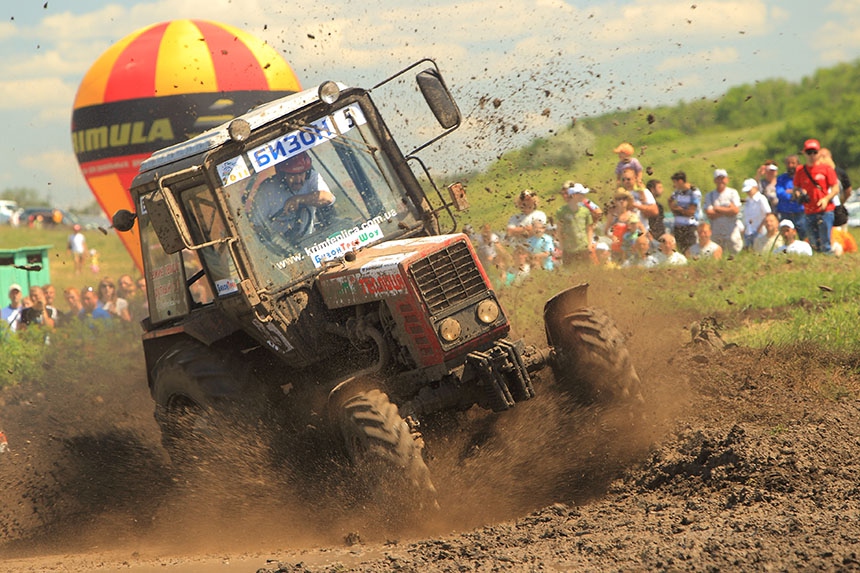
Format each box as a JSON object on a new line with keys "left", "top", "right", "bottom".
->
{"left": 473, "top": 223, "right": 505, "bottom": 272}
{"left": 594, "top": 241, "right": 617, "bottom": 268}
{"left": 704, "top": 169, "right": 743, "bottom": 255}
{"left": 622, "top": 233, "right": 658, "bottom": 268}
{"left": 64, "top": 287, "right": 83, "bottom": 318}
{"left": 555, "top": 182, "right": 597, "bottom": 266}
{"left": 753, "top": 213, "right": 785, "bottom": 256}
{"left": 506, "top": 190, "right": 547, "bottom": 248}
{"left": 818, "top": 148, "right": 853, "bottom": 204}
{"left": 645, "top": 179, "right": 666, "bottom": 242}
{"left": 503, "top": 245, "right": 531, "bottom": 287}
{"left": 758, "top": 160, "right": 780, "bottom": 210}
{"left": 667, "top": 171, "right": 702, "bottom": 255}
{"left": 620, "top": 168, "right": 658, "bottom": 235}
{"left": 604, "top": 190, "right": 636, "bottom": 262}
{"left": 653, "top": 234, "right": 688, "bottom": 266}
{"left": 2, "top": 284, "right": 25, "bottom": 332}
{"left": 42, "top": 283, "right": 63, "bottom": 326}
{"left": 98, "top": 277, "right": 132, "bottom": 321}
{"left": 686, "top": 221, "right": 723, "bottom": 260}
{"left": 67, "top": 224, "right": 87, "bottom": 275}
{"left": 793, "top": 139, "right": 838, "bottom": 254}
{"left": 775, "top": 220, "right": 813, "bottom": 256}
{"left": 741, "top": 178, "right": 771, "bottom": 250}
{"left": 613, "top": 142, "right": 644, "bottom": 188}
{"left": 831, "top": 226, "right": 857, "bottom": 256}
{"left": 594, "top": 241, "right": 618, "bottom": 269}
{"left": 79, "top": 286, "right": 113, "bottom": 320}
{"left": 528, "top": 220, "right": 555, "bottom": 271}
{"left": 19, "top": 285, "right": 55, "bottom": 330}
{"left": 775, "top": 154, "right": 807, "bottom": 240}
{"left": 818, "top": 148, "right": 852, "bottom": 229}
{"left": 561, "top": 181, "right": 603, "bottom": 222}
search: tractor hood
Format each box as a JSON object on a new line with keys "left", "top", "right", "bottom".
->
{"left": 317, "top": 233, "right": 488, "bottom": 310}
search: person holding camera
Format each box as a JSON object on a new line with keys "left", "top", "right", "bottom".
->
{"left": 793, "top": 139, "right": 839, "bottom": 254}
{"left": 18, "top": 286, "right": 55, "bottom": 331}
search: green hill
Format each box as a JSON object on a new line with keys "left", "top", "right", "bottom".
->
{"left": 456, "top": 59, "right": 860, "bottom": 231}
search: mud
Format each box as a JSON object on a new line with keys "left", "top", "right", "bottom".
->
{"left": 2, "top": 318, "right": 859, "bottom": 571}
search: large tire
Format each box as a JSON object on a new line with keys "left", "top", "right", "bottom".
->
{"left": 336, "top": 389, "right": 437, "bottom": 518}
{"left": 550, "top": 307, "right": 643, "bottom": 406}
{"left": 150, "top": 340, "right": 269, "bottom": 480}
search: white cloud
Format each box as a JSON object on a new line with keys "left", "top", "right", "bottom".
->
{"left": 0, "top": 77, "right": 75, "bottom": 111}
{"left": 657, "top": 47, "right": 740, "bottom": 72}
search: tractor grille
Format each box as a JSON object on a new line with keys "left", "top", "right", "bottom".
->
{"left": 410, "top": 241, "right": 486, "bottom": 315}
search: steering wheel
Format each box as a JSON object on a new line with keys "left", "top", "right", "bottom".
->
{"left": 255, "top": 204, "right": 317, "bottom": 253}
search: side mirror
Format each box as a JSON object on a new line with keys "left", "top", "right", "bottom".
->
{"left": 112, "top": 209, "right": 137, "bottom": 232}
{"left": 447, "top": 182, "right": 469, "bottom": 211}
{"left": 416, "top": 68, "right": 461, "bottom": 130}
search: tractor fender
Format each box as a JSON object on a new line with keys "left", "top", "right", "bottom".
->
{"left": 543, "top": 283, "right": 589, "bottom": 348}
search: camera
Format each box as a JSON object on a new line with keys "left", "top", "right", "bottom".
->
{"left": 795, "top": 190, "right": 810, "bottom": 204}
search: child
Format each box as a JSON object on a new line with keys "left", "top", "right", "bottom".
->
{"left": 504, "top": 245, "right": 531, "bottom": 287}
{"left": 528, "top": 221, "right": 555, "bottom": 271}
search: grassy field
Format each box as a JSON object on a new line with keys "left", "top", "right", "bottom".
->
{"left": 0, "top": 224, "right": 139, "bottom": 296}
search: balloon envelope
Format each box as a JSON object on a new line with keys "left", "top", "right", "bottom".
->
{"left": 72, "top": 19, "right": 301, "bottom": 270}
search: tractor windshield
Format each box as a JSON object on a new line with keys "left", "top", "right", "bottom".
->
{"left": 216, "top": 101, "right": 421, "bottom": 290}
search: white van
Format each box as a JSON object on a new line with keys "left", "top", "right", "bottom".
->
{"left": 0, "top": 200, "right": 20, "bottom": 225}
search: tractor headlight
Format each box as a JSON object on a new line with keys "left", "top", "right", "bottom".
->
{"left": 438, "top": 317, "right": 462, "bottom": 342}
{"left": 318, "top": 81, "right": 341, "bottom": 105}
{"left": 476, "top": 299, "right": 500, "bottom": 324}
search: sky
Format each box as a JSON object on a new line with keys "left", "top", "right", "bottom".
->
{"left": 2, "top": 0, "right": 860, "bottom": 209}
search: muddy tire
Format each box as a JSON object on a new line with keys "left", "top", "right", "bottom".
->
{"left": 336, "top": 389, "right": 437, "bottom": 518}
{"left": 550, "top": 307, "right": 643, "bottom": 406}
{"left": 150, "top": 341, "right": 269, "bottom": 479}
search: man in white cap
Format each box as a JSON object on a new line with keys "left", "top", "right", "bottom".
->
{"left": 704, "top": 168, "right": 743, "bottom": 255}
{"left": 776, "top": 219, "right": 812, "bottom": 256}
{"left": 1, "top": 284, "right": 24, "bottom": 332}
{"left": 741, "top": 178, "right": 771, "bottom": 250}
{"left": 556, "top": 182, "right": 598, "bottom": 266}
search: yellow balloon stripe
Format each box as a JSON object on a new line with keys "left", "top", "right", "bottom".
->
{"left": 154, "top": 20, "right": 218, "bottom": 95}
{"left": 73, "top": 24, "right": 154, "bottom": 109}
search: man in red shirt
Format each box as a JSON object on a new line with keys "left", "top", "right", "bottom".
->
{"left": 793, "top": 139, "right": 839, "bottom": 253}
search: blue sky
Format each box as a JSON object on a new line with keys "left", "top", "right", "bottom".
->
{"left": 2, "top": 0, "right": 860, "bottom": 208}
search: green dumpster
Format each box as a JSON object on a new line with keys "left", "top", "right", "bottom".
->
{"left": 0, "top": 245, "right": 53, "bottom": 297}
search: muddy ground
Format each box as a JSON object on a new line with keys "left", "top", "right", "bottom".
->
{"left": 2, "top": 295, "right": 860, "bottom": 572}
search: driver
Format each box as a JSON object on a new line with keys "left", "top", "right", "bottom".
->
{"left": 246, "top": 151, "right": 335, "bottom": 239}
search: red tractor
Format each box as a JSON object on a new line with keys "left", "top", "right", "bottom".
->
{"left": 112, "top": 59, "right": 641, "bottom": 513}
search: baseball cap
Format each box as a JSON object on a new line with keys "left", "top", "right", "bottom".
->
{"left": 741, "top": 178, "right": 758, "bottom": 193}
{"left": 779, "top": 219, "right": 795, "bottom": 229}
{"left": 565, "top": 183, "right": 590, "bottom": 196}
{"left": 803, "top": 139, "right": 821, "bottom": 152}
{"left": 713, "top": 168, "right": 728, "bottom": 179}
{"left": 8, "top": 283, "right": 22, "bottom": 293}
{"left": 614, "top": 142, "right": 634, "bottom": 155}
{"left": 595, "top": 242, "right": 610, "bottom": 252}
{"left": 766, "top": 164, "right": 779, "bottom": 171}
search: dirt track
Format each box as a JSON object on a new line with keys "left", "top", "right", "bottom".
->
{"left": 2, "top": 301, "right": 860, "bottom": 571}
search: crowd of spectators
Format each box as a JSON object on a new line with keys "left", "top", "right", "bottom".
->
{"left": 2, "top": 274, "right": 147, "bottom": 336}
{"left": 466, "top": 137, "right": 856, "bottom": 286}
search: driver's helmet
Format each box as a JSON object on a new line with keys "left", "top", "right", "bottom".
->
{"left": 276, "top": 152, "right": 312, "bottom": 176}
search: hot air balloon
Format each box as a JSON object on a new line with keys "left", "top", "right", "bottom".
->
{"left": 71, "top": 19, "right": 301, "bottom": 270}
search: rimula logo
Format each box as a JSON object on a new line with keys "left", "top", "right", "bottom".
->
{"left": 72, "top": 119, "right": 175, "bottom": 154}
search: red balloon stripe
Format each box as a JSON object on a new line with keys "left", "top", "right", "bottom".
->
{"left": 103, "top": 22, "right": 168, "bottom": 102}
{"left": 193, "top": 20, "right": 269, "bottom": 91}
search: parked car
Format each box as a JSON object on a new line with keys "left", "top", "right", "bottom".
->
{"left": 19, "top": 207, "right": 81, "bottom": 228}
